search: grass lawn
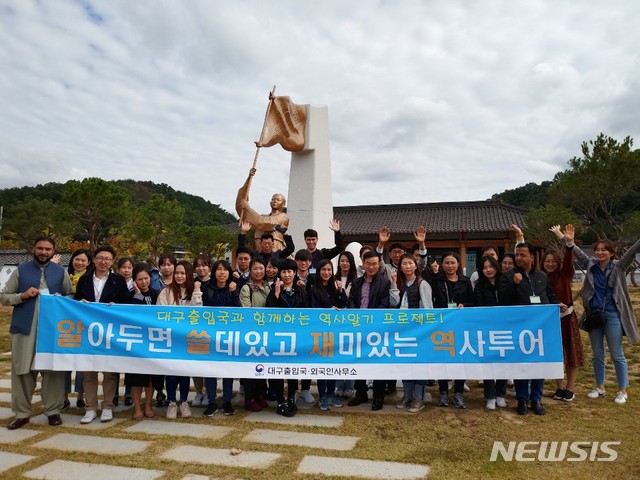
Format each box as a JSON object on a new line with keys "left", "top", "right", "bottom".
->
{"left": 0, "top": 287, "right": 639, "bottom": 479}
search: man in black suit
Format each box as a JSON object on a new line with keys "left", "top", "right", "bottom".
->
{"left": 347, "top": 250, "right": 391, "bottom": 410}
{"left": 74, "top": 245, "right": 131, "bottom": 424}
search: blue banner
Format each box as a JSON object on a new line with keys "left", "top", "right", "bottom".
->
{"left": 34, "top": 295, "right": 564, "bottom": 379}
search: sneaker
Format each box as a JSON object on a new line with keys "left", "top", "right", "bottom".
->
{"left": 100, "top": 408, "right": 113, "bottom": 422}
{"left": 203, "top": 404, "right": 218, "bottom": 417}
{"left": 287, "top": 397, "right": 298, "bottom": 414}
{"left": 517, "top": 400, "right": 528, "bottom": 415}
{"left": 124, "top": 394, "right": 133, "bottom": 407}
{"left": 166, "top": 402, "right": 178, "bottom": 419}
{"left": 563, "top": 390, "right": 575, "bottom": 402}
{"left": 222, "top": 401, "right": 236, "bottom": 416}
{"left": 335, "top": 388, "right": 344, "bottom": 397}
{"left": 485, "top": 399, "right": 496, "bottom": 410}
{"left": 496, "top": 397, "right": 507, "bottom": 408}
{"left": 80, "top": 410, "right": 97, "bottom": 424}
{"left": 192, "top": 392, "right": 205, "bottom": 407}
{"left": 301, "top": 389, "right": 315, "bottom": 404}
{"left": 463, "top": 382, "right": 470, "bottom": 392}
{"left": 319, "top": 397, "right": 330, "bottom": 411}
{"left": 343, "top": 389, "right": 354, "bottom": 398}
{"left": 276, "top": 402, "right": 294, "bottom": 417}
{"left": 552, "top": 388, "right": 566, "bottom": 400}
{"left": 408, "top": 400, "right": 425, "bottom": 413}
{"left": 179, "top": 402, "right": 192, "bottom": 418}
{"left": 454, "top": 392, "right": 465, "bottom": 409}
{"left": 396, "top": 397, "right": 412, "bottom": 409}
{"left": 329, "top": 395, "right": 343, "bottom": 407}
{"left": 76, "top": 398, "right": 86, "bottom": 409}
{"left": 438, "top": 392, "right": 449, "bottom": 407}
{"left": 614, "top": 391, "right": 628, "bottom": 404}
{"left": 587, "top": 388, "right": 606, "bottom": 399}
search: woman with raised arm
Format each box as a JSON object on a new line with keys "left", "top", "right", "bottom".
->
{"left": 557, "top": 224, "right": 640, "bottom": 404}
{"left": 543, "top": 225, "right": 584, "bottom": 403}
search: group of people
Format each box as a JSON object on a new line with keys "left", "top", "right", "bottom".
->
{"left": 2, "top": 220, "right": 638, "bottom": 429}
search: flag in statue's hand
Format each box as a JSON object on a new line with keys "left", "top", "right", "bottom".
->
{"left": 256, "top": 96, "right": 307, "bottom": 152}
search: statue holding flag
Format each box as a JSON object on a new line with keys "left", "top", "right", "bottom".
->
{"left": 235, "top": 88, "right": 307, "bottom": 252}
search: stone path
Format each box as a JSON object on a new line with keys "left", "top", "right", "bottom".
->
{"left": 0, "top": 377, "right": 431, "bottom": 479}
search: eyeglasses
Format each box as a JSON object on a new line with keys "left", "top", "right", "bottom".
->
{"left": 95, "top": 256, "right": 113, "bottom": 262}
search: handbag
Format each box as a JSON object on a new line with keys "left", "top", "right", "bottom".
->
{"left": 583, "top": 309, "right": 606, "bottom": 332}
{"left": 583, "top": 268, "right": 611, "bottom": 332}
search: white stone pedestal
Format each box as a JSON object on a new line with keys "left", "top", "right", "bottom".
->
{"left": 287, "top": 105, "right": 334, "bottom": 250}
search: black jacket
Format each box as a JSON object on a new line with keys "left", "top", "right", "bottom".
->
{"left": 348, "top": 273, "right": 390, "bottom": 309}
{"left": 75, "top": 272, "right": 132, "bottom": 304}
{"left": 498, "top": 267, "right": 559, "bottom": 306}
{"left": 434, "top": 273, "right": 474, "bottom": 308}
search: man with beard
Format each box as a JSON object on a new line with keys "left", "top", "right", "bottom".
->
{"left": 1, "top": 236, "right": 73, "bottom": 429}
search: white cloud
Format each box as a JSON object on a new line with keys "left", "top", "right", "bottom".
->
{"left": 1, "top": 0, "right": 639, "bottom": 218}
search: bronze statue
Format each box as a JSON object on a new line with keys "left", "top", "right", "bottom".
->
{"left": 235, "top": 168, "right": 289, "bottom": 252}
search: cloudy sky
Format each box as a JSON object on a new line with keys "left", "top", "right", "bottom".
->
{"left": 1, "top": 0, "right": 639, "bottom": 217}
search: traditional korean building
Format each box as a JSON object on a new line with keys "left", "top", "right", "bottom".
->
{"left": 333, "top": 200, "right": 527, "bottom": 274}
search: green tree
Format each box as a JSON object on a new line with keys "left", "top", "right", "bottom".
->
{"left": 523, "top": 205, "right": 582, "bottom": 249}
{"left": 491, "top": 181, "right": 553, "bottom": 209}
{"left": 1, "top": 198, "right": 64, "bottom": 249}
{"left": 551, "top": 134, "right": 640, "bottom": 241}
{"left": 185, "top": 226, "right": 236, "bottom": 260}
{"left": 125, "top": 194, "right": 187, "bottom": 260}
{"left": 62, "top": 178, "right": 132, "bottom": 249}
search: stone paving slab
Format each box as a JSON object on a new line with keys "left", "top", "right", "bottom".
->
{"left": 125, "top": 420, "right": 233, "bottom": 439}
{"left": 0, "top": 406, "right": 14, "bottom": 419}
{"left": 23, "top": 459, "right": 164, "bottom": 480}
{"left": 0, "top": 426, "right": 40, "bottom": 444}
{"left": 0, "top": 391, "right": 41, "bottom": 403}
{"left": 28, "top": 412, "right": 126, "bottom": 430}
{"left": 243, "top": 428, "right": 359, "bottom": 451}
{"left": 0, "top": 451, "right": 35, "bottom": 473}
{"left": 298, "top": 455, "right": 430, "bottom": 479}
{"left": 162, "top": 445, "right": 281, "bottom": 469}
{"left": 33, "top": 432, "right": 150, "bottom": 455}
{"left": 245, "top": 411, "right": 343, "bottom": 428}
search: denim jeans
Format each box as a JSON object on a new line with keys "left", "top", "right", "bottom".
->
{"left": 317, "top": 379, "right": 337, "bottom": 398}
{"left": 402, "top": 380, "right": 426, "bottom": 401}
{"left": 205, "top": 377, "right": 233, "bottom": 403}
{"left": 64, "top": 371, "right": 84, "bottom": 395}
{"left": 483, "top": 379, "right": 507, "bottom": 400}
{"left": 588, "top": 310, "right": 629, "bottom": 388}
{"left": 165, "top": 376, "right": 190, "bottom": 403}
{"left": 514, "top": 379, "right": 544, "bottom": 403}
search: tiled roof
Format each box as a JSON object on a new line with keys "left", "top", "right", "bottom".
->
{"left": 333, "top": 201, "right": 526, "bottom": 236}
{"left": 0, "top": 250, "right": 73, "bottom": 268}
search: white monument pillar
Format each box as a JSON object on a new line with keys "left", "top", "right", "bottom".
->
{"left": 287, "top": 105, "right": 334, "bottom": 250}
